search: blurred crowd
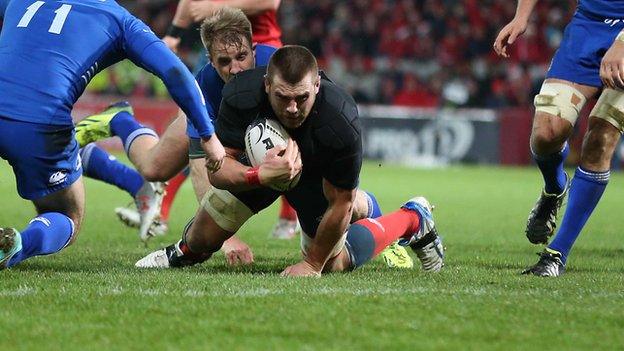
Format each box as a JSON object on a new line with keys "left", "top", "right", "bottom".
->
{"left": 87, "top": 0, "right": 576, "bottom": 108}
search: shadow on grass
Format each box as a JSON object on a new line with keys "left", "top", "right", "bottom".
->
{"left": 10, "top": 254, "right": 297, "bottom": 276}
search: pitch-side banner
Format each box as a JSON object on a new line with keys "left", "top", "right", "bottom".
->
{"left": 358, "top": 106, "right": 499, "bottom": 167}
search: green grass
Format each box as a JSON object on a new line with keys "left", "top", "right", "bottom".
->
{"left": 1, "top": 160, "right": 623, "bottom": 350}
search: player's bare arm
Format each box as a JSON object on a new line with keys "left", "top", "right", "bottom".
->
{"left": 189, "top": 0, "right": 280, "bottom": 22}
{"left": 201, "top": 134, "right": 226, "bottom": 173}
{"left": 282, "top": 179, "right": 356, "bottom": 277}
{"left": 493, "top": 0, "right": 539, "bottom": 58}
{"left": 600, "top": 31, "right": 624, "bottom": 90}
{"left": 208, "top": 139, "right": 301, "bottom": 191}
{"left": 163, "top": 0, "right": 193, "bottom": 52}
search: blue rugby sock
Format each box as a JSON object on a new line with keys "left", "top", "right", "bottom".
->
{"left": 110, "top": 111, "right": 158, "bottom": 155}
{"left": 80, "top": 143, "right": 144, "bottom": 197}
{"left": 8, "top": 213, "right": 74, "bottom": 267}
{"left": 533, "top": 143, "right": 569, "bottom": 195}
{"left": 364, "top": 191, "right": 382, "bottom": 218}
{"left": 548, "top": 167, "right": 609, "bottom": 264}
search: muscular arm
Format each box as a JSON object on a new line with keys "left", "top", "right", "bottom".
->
{"left": 304, "top": 180, "right": 356, "bottom": 271}
{"left": 130, "top": 41, "right": 214, "bottom": 138}
{"left": 208, "top": 147, "right": 259, "bottom": 192}
{"left": 209, "top": 137, "right": 300, "bottom": 191}
{"left": 171, "top": 0, "right": 194, "bottom": 28}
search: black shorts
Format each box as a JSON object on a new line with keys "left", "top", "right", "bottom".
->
{"left": 230, "top": 176, "right": 329, "bottom": 237}
{"left": 188, "top": 137, "right": 205, "bottom": 160}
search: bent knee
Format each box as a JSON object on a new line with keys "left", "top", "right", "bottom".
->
{"left": 141, "top": 163, "right": 176, "bottom": 182}
{"left": 531, "top": 115, "right": 572, "bottom": 153}
{"left": 534, "top": 82, "right": 586, "bottom": 124}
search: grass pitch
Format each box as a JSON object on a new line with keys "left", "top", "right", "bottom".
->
{"left": 1, "top": 160, "right": 623, "bottom": 350}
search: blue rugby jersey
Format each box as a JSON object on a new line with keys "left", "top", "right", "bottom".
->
{"left": 186, "top": 44, "right": 277, "bottom": 138}
{"left": 0, "top": 0, "right": 213, "bottom": 136}
{"left": 578, "top": 0, "right": 624, "bottom": 19}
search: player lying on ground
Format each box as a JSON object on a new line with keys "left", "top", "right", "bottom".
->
{"left": 0, "top": 0, "right": 224, "bottom": 269}
{"left": 136, "top": 46, "right": 444, "bottom": 275}
{"left": 78, "top": 8, "right": 413, "bottom": 268}
{"left": 162, "top": 0, "right": 296, "bottom": 241}
{"left": 494, "top": 0, "right": 624, "bottom": 276}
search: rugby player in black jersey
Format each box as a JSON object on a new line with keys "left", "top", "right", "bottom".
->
{"left": 136, "top": 46, "right": 444, "bottom": 275}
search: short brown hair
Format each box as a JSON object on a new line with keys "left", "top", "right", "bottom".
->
{"left": 266, "top": 45, "right": 318, "bottom": 84}
{"left": 200, "top": 7, "right": 252, "bottom": 58}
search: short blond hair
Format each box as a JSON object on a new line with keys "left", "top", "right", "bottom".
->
{"left": 200, "top": 7, "right": 253, "bottom": 58}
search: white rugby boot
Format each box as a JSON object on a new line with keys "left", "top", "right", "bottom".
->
{"left": 399, "top": 197, "right": 445, "bottom": 272}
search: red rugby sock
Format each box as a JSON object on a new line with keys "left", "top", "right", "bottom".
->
{"left": 161, "top": 171, "right": 188, "bottom": 221}
{"left": 354, "top": 209, "right": 420, "bottom": 257}
{"left": 279, "top": 196, "right": 297, "bottom": 221}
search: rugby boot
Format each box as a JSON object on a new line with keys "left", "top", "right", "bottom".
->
{"left": 135, "top": 240, "right": 210, "bottom": 268}
{"left": 522, "top": 249, "right": 565, "bottom": 277}
{"left": 526, "top": 175, "right": 570, "bottom": 244}
{"left": 399, "top": 197, "right": 445, "bottom": 272}
{"left": 0, "top": 228, "right": 22, "bottom": 270}
{"left": 381, "top": 241, "right": 414, "bottom": 269}
{"left": 75, "top": 101, "right": 134, "bottom": 147}
{"left": 115, "top": 205, "right": 168, "bottom": 236}
{"left": 270, "top": 218, "right": 300, "bottom": 239}
{"left": 135, "top": 182, "right": 166, "bottom": 243}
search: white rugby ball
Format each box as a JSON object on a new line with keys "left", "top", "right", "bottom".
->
{"left": 245, "top": 118, "right": 301, "bottom": 191}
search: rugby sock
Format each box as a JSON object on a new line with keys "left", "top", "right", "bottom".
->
{"left": 279, "top": 196, "right": 298, "bottom": 221}
{"left": 345, "top": 209, "right": 420, "bottom": 268}
{"left": 548, "top": 167, "right": 609, "bottom": 264}
{"left": 161, "top": 170, "right": 189, "bottom": 222}
{"left": 364, "top": 191, "right": 382, "bottom": 218}
{"left": 8, "top": 213, "right": 74, "bottom": 267}
{"left": 533, "top": 143, "right": 569, "bottom": 195}
{"left": 110, "top": 111, "right": 158, "bottom": 155}
{"left": 80, "top": 143, "right": 144, "bottom": 197}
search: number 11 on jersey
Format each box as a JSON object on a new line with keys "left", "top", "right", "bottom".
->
{"left": 17, "top": 1, "right": 72, "bottom": 35}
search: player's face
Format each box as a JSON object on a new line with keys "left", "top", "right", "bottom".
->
{"left": 209, "top": 38, "right": 255, "bottom": 83}
{"left": 265, "top": 71, "right": 320, "bottom": 129}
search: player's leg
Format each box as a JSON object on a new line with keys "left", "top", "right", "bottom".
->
{"left": 525, "top": 78, "right": 599, "bottom": 244}
{"left": 159, "top": 168, "right": 190, "bottom": 226}
{"left": 188, "top": 145, "right": 212, "bottom": 201}
{"left": 80, "top": 143, "right": 144, "bottom": 198}
{"left": 349, "top": 189, "right": 413, "bottom": 269}
{"left": 125, "top": 114, "right": 190, "bottom": 182}
{"left": 524, "top": 89, "right": 623, "bottom": 276}
{"left": 4, "top": 178, "right": 85, "bottom": 268}
{"left": 525, "top": 11, "right": 616, "bottom": 243}
{"left": 270, "top": 197, "right": 299, "bottom": 239}
{"left": 75, "top": 102, "right": 189, "bottom": 181}
{"left": 316, "top": 197, "right": 442, "bottom": 273}
{"left": 350, "top": 190, "right": 382, "bottom": 222}
{"left": 0, "top": 121, "right": 84, "bottom": 269}
{"left": 188, "top": 139, "right": 256, "bottom": 264}
{"left": 99, "top": 110, "right": 189, "bottom": 241}
{"left": 135, "top": 187, "right": 280, "bottom": 268}
{"left": 121, "top": 166, "right": 190, "bottom": 237}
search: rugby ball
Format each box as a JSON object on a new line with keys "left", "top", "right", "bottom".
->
{"left": 245, "top": 118, "right": 301, "bottom": 191}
